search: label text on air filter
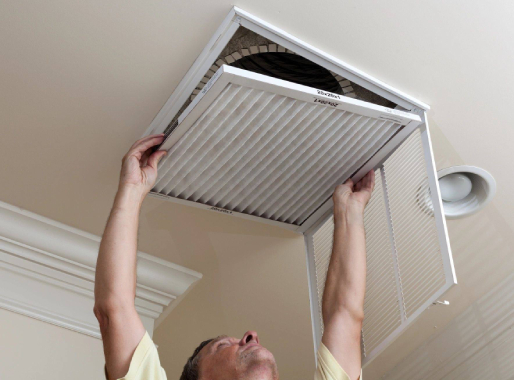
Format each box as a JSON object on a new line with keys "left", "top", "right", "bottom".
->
{"left": 210, "top": 206, "right": 233, "bottom": 214}
{"left": 316, "top": 89, "right": 341, "bottom": 99}
{"left": 314, "top": 98, "right": 339, "bottom": 108}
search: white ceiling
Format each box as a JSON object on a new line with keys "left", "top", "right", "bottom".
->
{"left": 1, "top": 1, "right": 513, "bottom": 379}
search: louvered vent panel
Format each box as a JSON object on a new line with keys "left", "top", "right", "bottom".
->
{"left": 311, "top": 214, "right": 335, "bottom": 336}
{"left": 306, "top": 127, "right": 454, "bottom": 366}
{"left": 310, "top": 171, "right": 402, "bottom": 355}
{"left": 361, "top": 171, "right": 402, "bottom": 356}
{"left": 151, "top": 66, "right": 413, "bottom": 227}
{"left": 383, "top": 129, "right": 446, "bottom": 318}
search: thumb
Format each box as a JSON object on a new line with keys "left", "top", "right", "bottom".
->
{"left": 147, "top": 150, "right": 167, "bottom": 169}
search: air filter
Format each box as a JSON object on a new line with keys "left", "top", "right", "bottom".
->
{"left": 151, "top": 65, "right": 421, "bottom": 230}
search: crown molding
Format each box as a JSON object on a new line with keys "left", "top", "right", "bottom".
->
{"left": 0, "top": 201, "right": 202, "bottom": 338}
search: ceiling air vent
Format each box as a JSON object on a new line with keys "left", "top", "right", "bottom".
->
{"left": 143, "top": 6, "right": 455, "bottom": 368}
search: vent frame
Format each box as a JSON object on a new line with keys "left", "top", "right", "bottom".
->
{"left": 143, "top": 6, "right": 429, "bottom": 141}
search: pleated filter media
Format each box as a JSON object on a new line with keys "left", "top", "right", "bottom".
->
{"left": 307, "top": 130, "right": 451, "bottom": 364}
{"left": 152, "top": 65, "right": 419, "bottom": 227}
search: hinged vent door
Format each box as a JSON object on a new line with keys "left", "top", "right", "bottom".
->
{"left": 305, "top": 128, "right": 456, "bottom": 366}
{"left": 150, "top": 65, "right": 421, "bottom": 230}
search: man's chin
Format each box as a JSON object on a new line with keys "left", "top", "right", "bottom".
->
{"left": 241, "top": 348, "right": 278, "bottom": 376}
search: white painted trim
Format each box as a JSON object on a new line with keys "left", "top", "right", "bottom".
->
{"left": 0, "top": 295, "right": 100, "bottom": 338}
{"left": 0, "top": 201, "right": 202, "bottom": 339}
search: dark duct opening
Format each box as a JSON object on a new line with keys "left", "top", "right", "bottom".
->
{"left": 231, "top": 52, "right": 343, "bottom": 95}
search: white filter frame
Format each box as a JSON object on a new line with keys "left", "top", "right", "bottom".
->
{"left": 149, "top": 65, "right": 421, "bottom": 232}
{"left": 143, "top": 6, "right": 429, "bottom": 232}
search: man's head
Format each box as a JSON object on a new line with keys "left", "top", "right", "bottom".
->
{"left": 180, "top": 330, "right": 278, "bottom": 380}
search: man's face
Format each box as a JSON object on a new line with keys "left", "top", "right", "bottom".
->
{"left": 197, "top": 330, "right": 278, "bottom": 380}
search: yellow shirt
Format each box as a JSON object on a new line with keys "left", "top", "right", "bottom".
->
{"left": 106, "top": 332, "right": 167, "bottom": 380}
{"left": 107, "top": 332, "right": 358, "bottom": 380}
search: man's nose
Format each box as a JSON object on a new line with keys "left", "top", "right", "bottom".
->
{"left": 240, "top": 330, "right": 259, "bottom": 346}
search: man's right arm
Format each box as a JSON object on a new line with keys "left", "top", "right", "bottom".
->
{"left": 94, "top": 135, "right": 167, "bottom": 380}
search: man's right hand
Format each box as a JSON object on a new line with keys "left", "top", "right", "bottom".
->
{"left": 119, "top": 134, "right": 167, "bottom": 200}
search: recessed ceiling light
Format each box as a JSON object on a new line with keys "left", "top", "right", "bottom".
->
{"left": 439, "top": 173, "right": 473, "bottom": 202}
{"left": 437, "top": 165, "right": 496, "bottom": 219}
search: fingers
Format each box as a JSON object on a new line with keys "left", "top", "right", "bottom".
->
{"left": 355, "top": 180, "right": 362, "bottom": 192}
{"left": 129, "top": 134, "right": 164, "bottom": 151}
{"left": 140, "top": 149, "right": 151, "bottom": 167}
{"left": 125, "top": 134, "right": 165, "bottom": 160}
{"left": 344, "top": 177, "right": 354, "bottom": 188}
{"left": 334, "top": 177, "right": 354, "bottom": 196}
{"left": 134, "top": 135, "right": 164, "bottom": 154}
{"left": 359, "top": 173, "right": 368, "bottom": 192}
{"left": 147, "top": 150, "right": 167, "bottom": 169}
{"left": 363, "top": 170, "right": 375, "bottom": 192}
{"left": 345, "top": 170, "right": 375, "bottom": 194}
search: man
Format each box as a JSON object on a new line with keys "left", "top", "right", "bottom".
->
{"left": 94, "top": 134, "right": 374, "bottom": 380}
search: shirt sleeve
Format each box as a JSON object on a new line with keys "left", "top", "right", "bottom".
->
{"left": 314, "top": 342, "right": 361, "bottom": 380}
{"left": 105, "top": 331, "right": 167, "bottom": 380}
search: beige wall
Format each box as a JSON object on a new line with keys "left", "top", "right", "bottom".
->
{"left": 0, "top": 308, "right": 105, "bottom": 379}
{"left": 0, "top": 198, "right": 316, "bottom": 380}
{"left": 0, "top": 200, "right": 316, "bottom": 380}
{"left": 149, "top": 205, "right": 316, "bottom": 380}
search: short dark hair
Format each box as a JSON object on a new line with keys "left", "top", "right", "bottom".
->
{"left": 180, "top": 338, "right": 214, "bottom": 380}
